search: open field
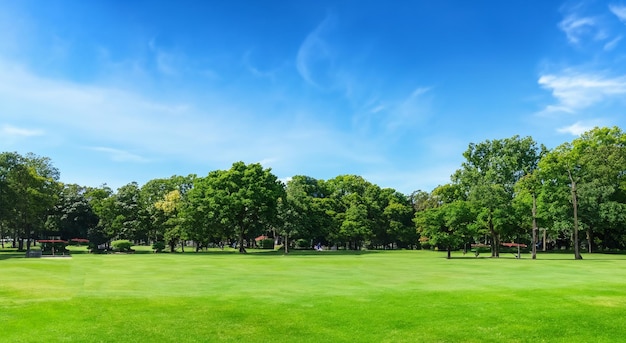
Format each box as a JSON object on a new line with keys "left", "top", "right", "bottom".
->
{"left": 2, "top": 249, "right": 626, "bottom": 342}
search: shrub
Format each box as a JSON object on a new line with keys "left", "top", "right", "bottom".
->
{"left": 260, "top": 238, "right": 274, "bottom": 249}
{"left": 296, "top": 239, "right": 310, "bottom": 249}
{"left": 152, "top": 241, "right": 166, "bottom": 253}
{"left": 111, "top": 240, "right": 133, "bottom": 252}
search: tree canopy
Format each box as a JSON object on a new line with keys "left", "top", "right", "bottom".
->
{"left": 3, "top": 126, "right": 626, "bottom": 259}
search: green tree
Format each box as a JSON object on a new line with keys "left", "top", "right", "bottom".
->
{"left": 85, "top": 185, "right": 114, "bottom": 249}
{"left": 540, "top": 127, "right": 626, "bottom": 258}
{"left": 454, "top": 136, "right": 542, "bottom": 257}
{"left": 381, "top": 190, "right": 416, "bottom": 249}
{"left": 414, "top": 185, "right": 473, "bottom": 258}
{"left": 0, "top": 152, "right": 60, "bottom": 251}
{"left": 325, "top": 175, "right": 379, "bottom": 250}
{"left": 155, "top": 189, "right": 185, "bottom": 252}
{"left": 185, "top": 162, "right": 284, "bottom": 253}
{"left": 46, "top": 184, "right": 98, "bottom": 241}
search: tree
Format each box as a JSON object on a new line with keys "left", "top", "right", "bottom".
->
{"left": 325, "top": 175, "right": 378, "bottom": 250}
{"left": 414, "top": 185, "right": 473, "bottom": 259}
{"left": 155, "top": 189, "right": 185, "bottom": 252}
{"left": 454, "top": 136, "right": 542, "bottom": 257}
{"left": 46, "top": 184, "right": 98, "bottom": 241}
{"left": 85, "top": 185, "right": 114, "bottom": 249}
{"left": 185, "top": 162, "right": 284, "bottom": 253}
{"left": 381, "top": 190, "right": 416, "bottom": 249}
{"left": 140, "top": 175, "right": 195, "bottom": 247}
{"left": 539, "top": 126, "right": 626, "bottom": 258}
{"left": 277, "top": 175, "right": 332, "bottom": 252}
{"left": 0, "top": 152, "right": 60, "bottom": 251}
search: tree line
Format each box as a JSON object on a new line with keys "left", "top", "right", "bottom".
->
{"left": 1, "top": 126, "right": 625, "bottom": 258}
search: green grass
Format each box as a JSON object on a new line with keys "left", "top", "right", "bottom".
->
{"left": 2, "top": 249, "right": 626, "bottom": 342}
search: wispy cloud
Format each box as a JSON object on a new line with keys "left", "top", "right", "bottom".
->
{"left": 604, "top": 35, "right": 623, "bottom": 51}
{"left": 0, "top": 57, "right": 396, "bottom": 189}
{"left": 351, "top": 86, "right": 433, "bottom": 140}
{"left": 296, "top": 13, "right": 336, "bottom": 88}
{"left": 538, "top": 72, "right": 626, "bottom": 113}
{"left": 149, "top": 38, "right": 182, "bottom": 76}
{"left": 558, "top": 4, "right": 624, "bottom": 47}
{"left": 557, "top": 121, "right": 603, "bottom": 136}
{"left": 559, "top": 12, "right": 597, "bottom": 44}
{"left": 1, "top": 124, "right": 44, "bottom": 137}
{"left": 609, "top": 4, "right": 626, "bottom": 24}
{"left": 243, "top": 50, "right": 278, "bottom": 79}
{"left": 90, "top": 147, "right": 149, "bottom": 163}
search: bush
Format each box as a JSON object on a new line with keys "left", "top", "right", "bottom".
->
{"left": 152, "top": 241, "right": 166, "bottom": 253}
{"left": 111, "top": 240, "right": 133, "bottom": 252}
{"left": 296, "top": 239, "right": 310, "bottom": 249}
{"left": 259, "top": 238, "right": 274, "bottom": 249}
{"left": 40, "top": 242, "right": 67, "bottom": 255}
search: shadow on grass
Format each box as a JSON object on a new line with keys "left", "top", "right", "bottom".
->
{"left": 150, "top": 248, "right": 382, "bottom": 257}
{"left": 0, "top": 251, "right": 25, "bottom": 260}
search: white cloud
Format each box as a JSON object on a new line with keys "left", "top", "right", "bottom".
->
{"left": 296, "top": 13, "right": 336, "bottom": 88}
{"left": 90, "top": 147, "right": 149, "bottom": 163}
{"left": 557, "top": 121, "right": 602, "bottom": 136}
{"left": 609, "top": 4, "right": 626, "bottom": 24}
{"left": 1, "top": 124, "right": 44, "bottom": 137}
{"left": 538, "top": 72, "right": 626, "bottom": 112}
{"left": 604, "top": 35, "right": 622, "bottom": 51}
{"left": 559, "top": 13, "right": 597, "bottom": 44}
{"left": 149, "top": 38, "right": 182, "bottom": 76}
{"left": 243, "top": 50, "right": 278, "bottom": 79}
{"left": 0, "top": 57, "right": 397, "bottom": 189}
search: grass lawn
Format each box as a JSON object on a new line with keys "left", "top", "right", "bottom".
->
{"left": 2, "top": 248, "right": 626, "bottom": 342}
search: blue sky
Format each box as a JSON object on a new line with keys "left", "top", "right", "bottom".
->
{"left": 2, "top": 0, "right": 626, "bottom": 194}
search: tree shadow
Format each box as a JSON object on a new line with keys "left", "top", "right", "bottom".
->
{"left": 169, "top": 249, "right": 382, "bottom": 257}
{"left": 0, "top": 252, "right": 25, "bottom": 260}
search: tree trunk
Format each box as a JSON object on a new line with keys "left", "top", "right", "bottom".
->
{"left": 586, "top": 228, "right": 592, "bottom": 253}
{"left": 238, "top": 228, "right": 247, "bottom": 253}
{"left": 284, "top": 234, "right": 289, "bottom": 254}
{"left": 569, "top": 174, "right": 583, "bottom": 260}
{"left": 447, "top": 247, "right": 451, "bottom": 259}
{"left": 488, "top": 212, "right": 499, "bottom": 258}
{"left": 531, "top": 194, "right": 538, "bottom": 260}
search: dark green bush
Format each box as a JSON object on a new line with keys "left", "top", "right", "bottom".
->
{"left": 152, "top": 241, "right": 166, "bottom": 253}
{"left": 296, "top": 239, "right": 310, "bottom": 249}
{"left": 260, "top": 238, "right": 274, "bottom": 249}
{"left": 40, "top": 242, "right": 67, "bottom": 254}
{"left": 111, "top": 240, "right": 133, "bottom": 252}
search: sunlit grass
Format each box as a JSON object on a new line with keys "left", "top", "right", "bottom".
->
{"left": 2, "top": 249, "right": 626, "bottom": 342}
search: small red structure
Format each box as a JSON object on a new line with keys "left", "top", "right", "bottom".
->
{"left": 37, "top": 239, "right": 68, "bottom": 244}
{"left": 501, "top": 242, "right": 527, "bottom": 248}
{"left": 255, "top": 235, "right": 268, "bottom": 241}
{"left": 70, "top": 238, "right": 90, "bottom": 243}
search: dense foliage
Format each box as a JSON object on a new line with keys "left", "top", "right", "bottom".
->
{"left": 2, "top": 126, "right": 626, "bottom": 258}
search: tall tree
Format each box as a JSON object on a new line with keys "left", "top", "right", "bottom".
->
{"left": 85, "top": 185, "right": 114, "bottom": 248}
{"left": 185, "top": 162, "right": 283, "bottom": 253}
{"left": 0, "top": 153, "right": 60, "bottom": 250}
{"left": 278, "top": 175, "right": 331, "bottom": 253}
{"left": 454, "top": 136, "right": 542, "bottom": 257}
{"left": 540, "top": 126, "right": 626, "bottom": 258}
{"left": 414, "top": 185, "right": 473, "bottom": 258}
{"left": 46, "top": 184, "right": 98, "bottom": 241}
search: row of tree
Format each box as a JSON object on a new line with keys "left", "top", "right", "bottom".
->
{"left": 2, "top": 126, "right": 625, "bottom": 258}
{"left": 415, "top": 126, "right": 626, "bottom": 259}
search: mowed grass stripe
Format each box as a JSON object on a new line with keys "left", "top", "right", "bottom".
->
{"left": 2, "top": 250, "right": 626, "bottom": 342}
